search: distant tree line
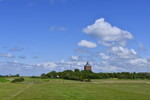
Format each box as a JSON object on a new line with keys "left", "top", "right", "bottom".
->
{"left": 30, "top": 76, "right": 40, "bottom": 78}
{"left": 0, "top": 74, "right": 20, "bottom": 77}
{"left": 40, "top": 69, "right": 150, "bottom": 81}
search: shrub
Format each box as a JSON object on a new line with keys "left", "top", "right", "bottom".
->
{"left": 83, "top": 78, "right": 91, "bottom": 82}
{"left": 11, "top": 77, "right": 24, "bottom": 83}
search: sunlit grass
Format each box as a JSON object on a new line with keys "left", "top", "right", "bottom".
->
{"left": 0, "top": 78, "right": 10, "bottom": 82}
{"left": 0, "top": 78, "right": 150, "bottom": 100}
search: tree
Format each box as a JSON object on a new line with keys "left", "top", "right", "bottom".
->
{"left": 15, "top": 74, "right": 20, "bottom": 77}
{"left": 74, "top": 69, "right": 80, "bottom": 72}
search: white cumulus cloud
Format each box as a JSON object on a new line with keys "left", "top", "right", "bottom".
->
{"left": 109, "top": 46, "right": 137, "bottom": 59}
{"left": 83, "top": 18, "right": 133, "bottom": 46}
{"left": 78, "top": 40, "right": 97, "bottom": 48}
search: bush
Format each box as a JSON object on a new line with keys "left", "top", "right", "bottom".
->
{"left": 11, "top": 77, "right": 24, "bottom": 83}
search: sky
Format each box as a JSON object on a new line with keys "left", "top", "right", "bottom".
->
{"left": 0, "top": 0, "right": 150, "bottom": 76}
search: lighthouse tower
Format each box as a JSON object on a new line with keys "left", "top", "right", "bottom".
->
{"left": 84, "top": 62, "right": 92, "bottom": 71}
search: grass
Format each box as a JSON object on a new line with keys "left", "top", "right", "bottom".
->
{"left": 0, "top": 77, "right": 150, "bottom": 100}
{"left": 0, "top": 78, "right": 10, "bottom": 82}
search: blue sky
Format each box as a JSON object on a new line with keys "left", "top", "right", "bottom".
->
{"left": 0, "top": 0, "right": 150, "bottom": 76}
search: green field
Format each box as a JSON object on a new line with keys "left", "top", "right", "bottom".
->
{"left": 0, "top": 78, "right": 10, "bottom": 82}
{"left": 0, "top": 77, "right": 150, "bottom": 100}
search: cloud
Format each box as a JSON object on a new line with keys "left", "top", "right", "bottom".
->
{"left": 83, "top": 18, "right": 133, "bottom": 46}
{"left": 49, "top": 0, "right": 67, "bottom": 5}
{"left": 96, "top": 53, "right": 150, "bottom": 72}
{"left": 8, "top": 60, "right": 18, "bottom": 63}
{"left": 0, "top": 18, "right": 149, "bottom": 75}
{"left": 52, "top": 61, "right": 86, "bottom": 71}
{"left": 76, "top": 18, "right": 150, "bottom": 72}
{"left": 0, "top": 60, "right": 88, "bottom": 76}
{"left": 19, "top": 56, "right": 26, "bottom": 59}
{"left": 75, "top": 48, "right": 89, "bottom": 53}
{"left": 71, "top": 56, "right": 79, "bottom": 61}
{"left": 9, "top": 47, "right": 24, "bottom": 52}
{"left": 78, "top": 40, "right": 97, "bottom": 48}
{"left": 99, "top": 53, "right": 110, "bottom": 60}
{"left": 50, "top": 26, "right": 67, "bottom": 31}
{"left": 109, "top": 46, "right": 137, "bottom": 59}
{"left": 0, "top": 61, "right": 86, "bottom": 75}
{"left": 97, "top": 46, "right": 150, "bottom": 72}
{"left": 139, "top": 43, "right": 146, "bottom": 51}
{"left": 0, "top": 61, "right": 45, "bottom": 76}
{"left": 32, "top": 56, "right": 39, "bottom": 59}
{"left": 0, "top": 53, "right": 15, "bottom": 58}
{"left": 38, "top": 62, "right": 58, "bottom": 70}
{"left": 1, "top": 57, "right": 150, "bottom": 76}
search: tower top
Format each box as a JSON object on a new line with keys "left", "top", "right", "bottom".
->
{"left": 84, "top": 62, "right": 91, "bottom": 71}
{"left": 85, "top": 62, "right": 90, "bottom": 66}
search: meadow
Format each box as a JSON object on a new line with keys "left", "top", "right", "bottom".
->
{"left": 0, "top": 77, "right": 150, "bottom": 100}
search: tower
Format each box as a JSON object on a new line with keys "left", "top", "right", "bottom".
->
{"left": 84, "top": 62, "right": 91, "bottom": 71}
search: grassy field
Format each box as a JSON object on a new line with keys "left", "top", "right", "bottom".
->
{"left": 0, "top": 77, "right": 150, "bottom": 100}
{"left": 0, "top": 78, "right": 10, "bottom": 82}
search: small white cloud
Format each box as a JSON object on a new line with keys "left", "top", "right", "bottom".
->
{"left": 19, "top": 56, "right": 26, "bottom": 59}
{"left": 71, "top": 56, "right": 79, "bottom": 61}
{"left": 50, "top": 26, "right": 67, "bottom": 31}
{"left": 129, "top": 58, "right": 148, "bottom": 65}
{"left": 131, "top": 49, "right": 137, "bottom": 55}
{"left": 40, "top": 62, "right": 58, "bottom": 69}
{"left": 8, "top": 60, "right": 18, "bottom": 63}
{"left": 61, "top": 59, "right": 65, "bottom": 63}
{"left": 0, "top": 53, "right": 15, "bottom": 58}
{"left": 139, "top": 43, "right": 146, "bottom": 51}
{"left": 9, "top": 47, "right": 24, "bottom": 52}
{"left": 99, "top": 53, "right": 109, "bottom": 60}
{"left": 78, "top": 40, "right": 97, "bottom": 48}
{"left": 32, "top": 56, "right": 39, "bottom": 59}
{"left": 75, "top": 48, "right": 89, "bottom": 53}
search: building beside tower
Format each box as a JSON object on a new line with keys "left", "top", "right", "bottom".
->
{"left": 84, "top": 62, "right": 92, "bottom": 71}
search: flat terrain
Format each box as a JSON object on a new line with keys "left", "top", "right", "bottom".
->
{"left": 0, "top": 77, "right": 150, "bottom": 100}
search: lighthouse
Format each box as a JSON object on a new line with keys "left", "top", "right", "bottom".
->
{"left": 84, "top": 62, "right": 92, "bottom": 71}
